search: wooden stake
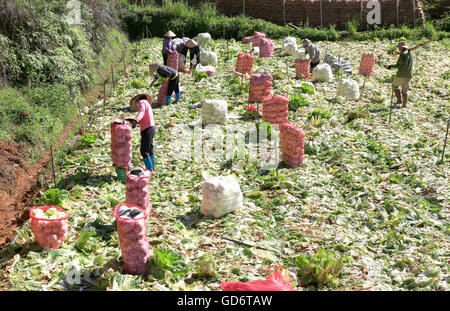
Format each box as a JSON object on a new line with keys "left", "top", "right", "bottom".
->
{"left": 103, "top": 79, "right": 106, "bottom": 109}
{"left": 388, "top": 88, "right": 394, "bottom": 125}
{"left": 111, "top": 65, "right": 115, "bottom": 90}
{"left": 50, "top": 146, "right": 57, "bottom": 188}
{"left": 441, "top": 119, "right": 449, "bottom": 163}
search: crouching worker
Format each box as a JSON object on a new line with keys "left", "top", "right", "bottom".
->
{"left": 175, "top": 39, "right": 201, "bottom": 72}
{"left": 302, "top": 39, "right": 321, "bottom": 72}
{"left": 386, "top": 41, "right": 413, "bottom": 108}
{"left": 149, "top": 62, "right": 181, "bottom": 105}
{"left": 126, "top": 94, "right": 156, "bottom": 171}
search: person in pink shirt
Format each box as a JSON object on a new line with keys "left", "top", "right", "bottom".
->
{"left": 127, "top": 94, "right": 156, "bottom": 171}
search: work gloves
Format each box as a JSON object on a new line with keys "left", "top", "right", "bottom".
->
{"left": 126, "top": 119, "right": 137, "bottom": 129}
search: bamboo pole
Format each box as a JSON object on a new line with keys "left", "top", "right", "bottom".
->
{"left": 441, "top": 120, "right": 449, "bottom": 163}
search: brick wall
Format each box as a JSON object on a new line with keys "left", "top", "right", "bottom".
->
{"left": 155, "top": 0, "right": 424, "bottom": 29}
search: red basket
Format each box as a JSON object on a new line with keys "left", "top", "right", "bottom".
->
{"left": 29, "top": 206, "right": 69, "bottom": 221}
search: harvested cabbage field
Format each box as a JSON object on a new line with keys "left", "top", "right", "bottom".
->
{"left": 1, "top": 37, "right": 449, "bottom": 291}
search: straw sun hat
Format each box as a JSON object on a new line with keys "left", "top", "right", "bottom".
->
{"left": 397, "top": 41, "right": 410, "bottom": 50}
{"left": 130, "top": 94, "right": 152, "bottom": 111}
{"left": 164, "top": 30, "right": 176, "bottom": 38}
{"left": 185, "top": 39, "right": 197, "bottom": 49}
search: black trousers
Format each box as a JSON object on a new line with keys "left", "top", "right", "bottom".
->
{"left": 163, "top": 53, "right": 168, "bottom": 66}
{"left": 310, "top": 60, "right": 320, "bottom": 72}
{"left": 167, "top": 75, "right": 180, "bottom": 96}
{"left": 140, "top": 126, "right": 155, "bottom": 159}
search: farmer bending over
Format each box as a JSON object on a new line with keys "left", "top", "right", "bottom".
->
{"left": 175, "top": 39, "right": 201, "bottom": 72}
{"left": 126, "top": 94, "right": 156, "bottom": 171}
{"left": 386, "top": 41, "right": 413, "bottom": 108}
{"left": 302, "top": 39, "right": 321, "bottom": 72}
{"left": 162, "top": 30, "right": 176, "bottom": 66}
{"left": 149, "top": 62, "right": 181, "bottom": 106}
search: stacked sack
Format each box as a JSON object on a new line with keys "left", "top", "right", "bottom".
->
{"left": 202, "top": 99, "right": 227, "bottom": 125}
{"left": 126, "top": 168, "right": 152, "bottom": 218}
{"left": 359, "top": 53, "right": 376, "bottom": 76}
{"left": 337, "top": 79, "right": 360, "bottom": 100}
{"left": 262, "top": 94, "right": 289, "bottom": 125}
{"left": 242, "top": 36, "right": 253, "bottom": 43}
{"left": 30, "top": 206, "right": 69, "bottom": 250}
{"left": 259, "top": 38, "right": 274, "bottom": 58}
{"left": 249, "top": 73, "right": 273, "bottom": 103}
{"left": 235, "top": 53, "right": 254, "bottom": 77}
{"left": 311, "top": 63, "right": 333, "bottom": 82}
{"left": 200, "top": 51, "right": 218, "bottom": 66}
{"left": 282, "top": 37, "right": 297, "bottom": 56}
{"left": 295, "top": 59, "right": 310, "bottom": 80}
{"left": 281, "top": 122, "right": 305, "bottom": 168}
{"left": 114, "top": 204, "right": 150, "bottom": 276}
{"left": 111, "top": 117, "right": 132, "bottom": 169}
{"left": 167, "top": 50, "right": 179, "bottom": 71}
{"left": 252, "top": 31, "right": 266, "bottom": 50}
{"left": 200, "top": 175, "right": 243, "bottom": 218}
{"left": 157, "top": 80, "right": 169, "bottom": 106}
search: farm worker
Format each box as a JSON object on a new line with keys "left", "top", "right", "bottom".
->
{"left": 302, "top": 39, "right": 321, "bottom": 72}
{"left": 386, "top": 41, "right": 413, "bottom": 108}
{"left": 175, "top": 39, "right": 201, "bottom": 72}
{"left": 126, "top": 94, "right": 156, "bottom": 171}
{"left": 149, "top": 62, "right": 181, "bottom": 105}
{"left": 162, "top": 30, "right": 176, "bottom": 66}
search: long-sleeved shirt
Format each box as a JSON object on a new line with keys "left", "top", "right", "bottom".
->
{"left": 162, "top": 37, "right": 174, "bottom": 55}
{"left": 135, "top": 100, "right": 155, "bottom": 131}
{"left": 155, "top": 65, "right": 178, "bottom": 80}
{"left": 175, "top": 43, "right": 201, "bottom": 65}
{"left": 304, "top": 43, "right": 321, "bottom": 63}
{"left": 392, "top": 49, "right": 413, "bottom": 78}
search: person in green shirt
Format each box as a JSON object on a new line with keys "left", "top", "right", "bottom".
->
{"left": 386, "top": 41, "right": 413, "bottom": 108}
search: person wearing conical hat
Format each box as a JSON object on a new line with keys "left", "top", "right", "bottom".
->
{"left": 149, "top": 62, "right": 181, "bottom": 105}
{"left": 174, "top": 38, "right": 201, "bottom": 72}
{"left": 162, "top": 30, "right": 176, "bottom": 66}
{"left": 126, "top": 94, "right": 156, "bottom": 171}
{"left": 386, "top": 41, "right": 413, "bottom": 108}
{"left": 302, "top": 38, "right": 321, "bottom": 72}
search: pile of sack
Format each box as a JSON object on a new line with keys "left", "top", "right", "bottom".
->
{"left": 200, "top": 50, "right": 218, "bottom": 67}
{"left": 324, "top": 54, "right": 353, "bottom": 74}
{"left": 111, "top": 117, "right": 132, "bottom": 169}
{"left": 262, "top": 94, "right": 289, "bottom": 125}
{"left": 30, "top": 206, "right": 69, "bottom": 250}
{"left": 114, "top": 204, "right": 150, "bottom": 276}
{"left": 337, "top": 79, "right": 360, "bottom": 100}
{"left": 359, "top": 53, "right": 376, "bottom": 76}
{"left": 311, "top": 63, "right": 333, "bottom": 82}
{"left": 167, "top": 50, "right": 179, "bottom": 71}
{"left": 259, "top": 38, "right": 274, "bottom": 58}
{"left": 202, "top": 99, "right": 227, "bottom": 125}
{"left": 126, "top": 168, "right": 152, "bottom": 219}
{"left": 295, "top": 59, "right": 310, "bottom": 80}
{"left": 249, "top": 73, "right": 273, "bottom": 103}
{"left": 200, "top": 175, "right": 243, "bottom": 218}
{"left": 235, "top": 53, "right": 254, "bottom": 77}
{"left": 281, "top": 122, "right": 305, "bottom": 168}
{"left": 252, "top": 31, "right": 266, "bottom": 50}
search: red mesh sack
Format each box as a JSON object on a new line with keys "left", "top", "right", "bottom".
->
{"left": 221, "top": 272, "right": 296, "bottom": 291}
{"left": 113, "top": 203, "right": 150, "bottom": 276}
{"left": 126, "top": 169, "right": 152, "bottom": 219}
{"left": 295, "top": 59, "right": 310, "bottom": 80}
{"left": 30, "top": 206, "right": 69, "bottom": 250}
{"left": 234, "top": 53, "right": 254, "bottom": 77}
{"left": 167, "top": 50, "right": 179, "bottom": 71}
{"left": 249, "top": 73, "right": 273, "bottom": 103}
{"left": 242, "top": 36, "right": 253, "bottom": 43}
{"left": 359, "top": 53, "right": 376, "bottom": 76}
{"left": 262, "top": 94, "right": 289, "bottom": 125}
{"left": 280, "top": 122, "right": 305, "bottom": 168}
{"left": 111, "top": 117, "right": 132, "bottom": 169}
{"left": 252, "top": 31, "right": 266, "bottom": 49}
{"left": 259, "top": 38, "right": 274, "bottom": 58}
{"left": 157, "top": 80, "right": 169, "bottom": 106}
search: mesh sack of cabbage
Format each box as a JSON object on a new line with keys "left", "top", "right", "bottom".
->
{"left": 200, "top": 175, "right": 243, "bottom": 218}
{"left": 157, "top": 80, "right": 169, "bottom": 106}
{"left": 311, "top": 63, "right": 333, "bottom": 82}
{"left": 282, "top": 37, "right": 297, "bottom": 56}
{"left": 113, "top": 203, "right": 150, "bottom": 276}
{"left": 242, "top": 36, "right": 253, "bottom": 43}
{"left": 221, "top": 272, "right": 296, "bottom": 291}
{"left": 262, "top": 94, "right": 289, "bottom": 125}
{"left": 196, "top": 32, "right": 211, "bottom": 46}
{"left": 200, "top": 50, "right": 217, "bottom": 67}
{"left": 281, "top": 122, "right": 305, "bottom": 168}
{"left": 295, "top": 59, "right": 310, "bottom": 80}
{"left": 111, "top": 117, "right": 132, "bottom": 169}
{"left": 252, "top": 31, "right": 266, "bottom": 49}
{"left": 359, "top": 53, "right": 376, "bottom": 77}
{"left": 202, "top": 99, "right": 227, "bottom": 125}
{"left": 249, "top": 73, "right": 273, "bottom": 103}
{"left": 234, "top": 53, "right": 254, "bottom": 77}
{"left": 259, "top": 38, "right": 274, "bottom": 58}
{"left": 167, "top": 50, "right": 179, "bottom": 71}
{"left": 196, "top": 64, "right": 216, "bottom": 76}
{"left": 30, "top": 206, "right": 69, "bottom": 250}
{"left": 178, "top": 54, "right": 186, "bottom": 72}
{"left": 337, "top": 79, "right": 360, "bottom": 100}
{"left": 126, "top": 168, "right": 152, "bottom": 219}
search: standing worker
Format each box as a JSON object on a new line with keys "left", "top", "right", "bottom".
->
{"left": 302, "top": 39, "right": 321, "bottom": 72}
{"left": 386, "top": 41, "right": 413, "bottom": 108}
{"left": 126, "top": 94, "right": 156, "bottom": 171}
{"left": 162, "top": 30, "right": 176, "bottom": 66}
{"left": 175, "top": 39, "right": 201, "bottom": 72}
{"left": 149, "top": 62, "right": 181, "bottom": 106}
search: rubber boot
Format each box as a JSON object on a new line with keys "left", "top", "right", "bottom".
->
{"left": 150, "top": 155, "right": 155, "bottom": 170}
{"left": 165, "top": 95, "right": 172, "bottom": 106}
{"left": 394, "top": 89, "right": 402, "bottom": 105}
{"left": 174, "top": 92, "right": 181, "bottom": 103}
{"left": 402, "top": 92, "right": 408, "bottom": 108}
{"left": 143, "top": 157, "right": 153, "bottom": 171}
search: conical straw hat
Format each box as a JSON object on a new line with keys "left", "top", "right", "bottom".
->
{"left": 164, "top": 30, "right": 176, "bottom": 37}
{"left": 130, "top": 94, "right": 152, "bottom": 111}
